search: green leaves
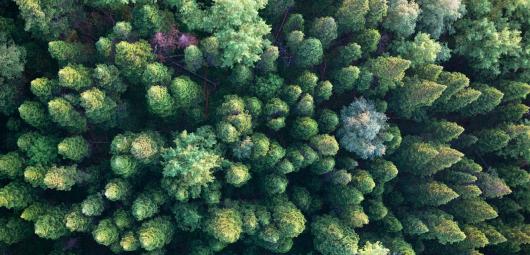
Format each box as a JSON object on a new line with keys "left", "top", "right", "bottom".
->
{"left": 160, "top": 126, "right": 222, "bottom": 201}
{"left": 383, "top": 0, "right": 420, "bottom": 38}
{"left": 0, "top": 181, "right": 33, "bottom": 210}
{"left": 0, "top": 40, "right": 26, "bottom": 80}
{"left": 58, "top": 136, "right": 90, "bottom": 162}
{"left": 294, "top": 38, "right": 323, "bottom": 68}
{"left": 312, "top": 215, "right": 360, "bottom": 255}
{"left": 173, "top": 0, "right": 270, "bottom": 68}
{"left": 115, "top": 40, "right": 155, "bottom": 81}
{"left": 48, "top": 97, "right": 87, "bottom": 133}
{"left": 43, "top": 165, "right": 78, "bottom": 191}
{"left": 170, "top": 76, "right": 203, "bottom": 108}
{"left": 2, "top": 0, "right": 530, "bottom": 254}
{"left": 205, "top": 208, "right": 243, "bottom": 243}
{"left": 139, "top": 216, "right": 174, "bottom": 251}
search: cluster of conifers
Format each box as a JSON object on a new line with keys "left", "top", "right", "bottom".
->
{"left": 0, "top": 0, "right": 529, "bottom": 254}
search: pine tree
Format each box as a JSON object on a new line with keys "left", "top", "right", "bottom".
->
{"left": 311, "top": 215, "right": 360, "bottom": 255}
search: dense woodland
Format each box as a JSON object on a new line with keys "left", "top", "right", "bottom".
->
{"left": 0, "top": 0, "right": 529, "bottom": 254}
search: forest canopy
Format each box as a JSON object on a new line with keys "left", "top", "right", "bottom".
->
{"left": 0, "top": 0, "right": 530, "bottom": 254}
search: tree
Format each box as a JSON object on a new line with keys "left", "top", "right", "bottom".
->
{"left": 295, "top": 93, "right": 314, "bottom": 116}
{"left": 290, "top": 117, "right": 319, "bottom": 140}
{"left": 48, "top": 97, "right": 87, "bottom": 133}
{"left": 355, "top": 29, "right": 381, "bottom": 56}
{"left": 0, "top": 79, "right": 22, "bottom": 116}
{"left": 142, "top": 62, "right": 171, "bottom": 87}
{"left": 264, "top": 98, "right": 289, "bottom": 131}
{"left": 332, "top": 65, "right": 360, "bottom": 94}
{"left": 335, "top": 0, "right": 370, "bottom": 33}
{"left": 33, "top": 208, "right": 68, "bottom": 240}
{"left": 498, "top": 124, "right": 530, "bottom": 161}
{"left": 170, "top": 76, "right": 203, "bottom": 108}
{"left": 318, "top": 109, "right": 339, "bottom": 134}
{"left": 311, "top": 215, "right": 360, "bottom": 255}
{"left": 0, "top": 152, "right": 24, "bottom": 179}
{"left": 161, "top": 126, "right": 222, "bottom": 201}
{"left": 132, "top": 187, "right": 167, "bottom": 221}
{"left": 309, "top": 17, "right": 337, "bottom": 48}
{"left": 147, "top": 85, "right": 176, "bottom": 117}
{"left": 81, "top": 194, "right": 105, "bottom": 216}
{"left": 417, "top": 209, "right": 466, "bottom": 244}
{"left": 367, "top": 56, "right": 411, "bottom": 95}
{"left": 389, "top": 78, "right": 446, "bottom": 119}
{"left": 351, "top": 170, "right": 376, "bottom": 194}
{"left": 111, "top": 155, "right": 138, "bottom": 178}
{"left": 14, "top": 0, "right": 80, "bottom": 40}
{"left": 473, "top": 128, "right": 510, "bottom": 153}
{"left": 115, "top": 40, "right": 155, "bottom": 82}
{"left": 65, "top": 206, "right": 91, "bottom": 233}
{"left": 420, "top": 119, "right": 464, "bottom": 143}
{"left": 331, "top": 42, "right": 362, "bottom": 68}
{"left": 104, "top": 178, "right": 130, "bottom": 201}
{"left": 448, "top": 198, "right": 498, "bottom": 224}
{"left": 48, "top": 41, "right": 90, "bottom": 65}
{"left": 18, "top": 101, "right": 49, "bottom": 129}
{"left": 271, "top": 201, "right": 306, "bottom": 238}
{"left": 475, "top": 172, "right": 512, "bottom": 198}
{"left": 256, "top": 45, "right": 279, "bottom": 73}
{"left": 394, "top": 33, "right": 442, "bottom": 67}
{"left": 205, "top": 208, "right": 243, "bottom": 244}
{"left": 138, "top": 216, "right": 175, "bottom": 251}
{"left": 215, "top": 95, "right": 253, "bottom": 143}
{"left": 392, "top": 136, "right": 463, "bottom": 176}
{"left": 367, "top": 159, "right": 398, "bottom": 183}
{"left": 225, "top": 163, "right": 251, "bottom": 187}
{"left": 30, "top": 77, "right": 56, "bottom": 102}
{"left": 0, "top": 217, "right": 32, "bottom": 245}
{"left": 337, "top": 98, "right": 389, "bottom": 159}
{"left": 417, "top": 0, "right": 464, "bottom": 38}
{"left": 58, "top": 136, "right": 89, "bottom": 162}
{"left": 263, "top": 174, "right": 289, "bottom": 194}
{"left": 130, "top": 132, "right": 161, "bottom": 163}
{"left": 383, "top": 0, "right": 420, "bottom": 38}
{"left": 430, "top": 71, "right": 480, "bottom": 114}
{"left": 0, "top": 40, "right": 26, "bottom": 80}
{"left": 366, "top": 0, "right": 388, "bottom": 27}
{"left": 403, "top": 181, "right": 459, "bottom": 206}
{"left": 43, "top": 165, "right": 78, "bottom": 191}
{"left": 93, "top": 64, "right": 126, "bottom": 94}
{"left": 170, "top": 0, "right": 270, "bottom": 68}
{"left": 132, "top": 4, "right": 163, "bottom": 37}
{"left": 80, "top": 88, "right": 117, "bottom": 125}
{"left": 58, "top": 64, "right": 92, "bottom": 91}
{"left": 499, "top": 81, "right": 530, "bottom": 103}
{"left": 92, "top": 219, "right": 119, "bottom": 246}
{"left": 294, "top": 38, "right": 323, "bottom": 68}
{"left": 120, "top": 231, "right": 140, "bottom": 251}
{"left": 454, "top": 18, "right": 521, "bottom": 76}
{"left": 17, "top": 132, "right": 58, "bottom": 165}
{"left": 358, "top": 241, "right": 390, "bottom": 255}
{"left": 310, "top": 134, "right": 339, "bottom": 156}
{"left": 184, "top": 45, "right": 204, "bottom": 72}
{"left": 457, "top": 225, "right": 489, "bottom": 250}
{"left": 459, "top": 83, "right": 503, "bottom": 117}
{"left": 0, "top": 181, "right": 33, "bottom": 210}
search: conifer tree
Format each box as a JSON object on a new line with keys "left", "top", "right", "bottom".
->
{"left": 1, "top": 1, "right": 530, "bottom": 254}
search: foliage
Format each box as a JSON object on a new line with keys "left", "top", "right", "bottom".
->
{"left": 383, "top": 0, "right": 420, "bottom": 38}
{"left": 170, "top": 0, "right": 270, "bottom": 68}
{"left": 337, "top": 98, "right": 389, "bottom": 159}
{"left": 0, "top": 1, "right": 529, "bottom": 255}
